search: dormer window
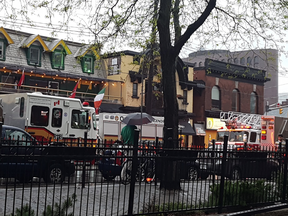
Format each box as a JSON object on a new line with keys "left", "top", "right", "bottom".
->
{"left": 0, "top": 39, "right": 7, "bottom": 61}
{"left": 51, "top": 49, "right": 65, "bottom": 70}
{"left": 81, "top": 55, "right": 95, "bottom": 74}
{"left": 27, "top": 45, "right": 42, "bottom": 66}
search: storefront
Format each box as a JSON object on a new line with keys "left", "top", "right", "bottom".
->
{"left": 205, "top": 117, "right": 227, "bottom": 147}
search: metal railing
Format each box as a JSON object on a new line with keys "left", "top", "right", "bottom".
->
{"left": 0, "top": 82, "right": 123, "bottom": 103}
{"left": 1, "top": 136, "right": 288, "bottom": 215}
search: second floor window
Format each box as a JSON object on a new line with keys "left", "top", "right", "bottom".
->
{"left": 51, "top": 50, "right": 65, "bottom": 70}
{"left": 232, "top": 89, "right": 240, "bottom": 111}
{"left": 81, "top": 55, "right": 95, "bottom": 74}
{"left": 183, "top": 90, "right": 188, "bottom": 104}
{"left": 250, "top": 92, "right": 258, "bottom": 114}
{"left": 132, "top": 83, "right": 138, "bottom": 98}
{"left": 0, "top": 39, "right": 6, "bottom": 61}
{"left": 27, "top": 45, "right": 42, "bottom": 66}
{"left": 211, "top": 86, "right": 221, "bottom": 110}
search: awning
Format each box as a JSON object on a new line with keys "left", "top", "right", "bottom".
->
{"left": 194, "top": 123, "right": 206, "bottom": 136}
{"left": 179, "top": 121, "right": 196, "bottom": 135}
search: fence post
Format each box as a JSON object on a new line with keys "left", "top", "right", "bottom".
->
{"left": 212, "top": 139, "right": 215, "bottom": 186}
{"left": 282, "top": 139, "right": 288, "bottom": 202}
{"left": 128, "top": 129, "right": 140, "bottom": 216}
{"left": 82, "top": 132, "right": 87, "bottom": 188}
{"left": 218, "top": 135, "right": 228, "bottom": 214}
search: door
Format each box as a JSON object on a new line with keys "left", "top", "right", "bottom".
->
{"left": 49, "top": 101, "right": 69, "bottom": 141}
{"left": 67, "top": 108, "right": 89, "bottom": 140}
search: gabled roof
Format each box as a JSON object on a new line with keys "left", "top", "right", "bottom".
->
{"left": 47, "top": 39, "right": 72, "bottom": 55}
{"left": 19, "top": 34, "right": 49, "bottom": 51}
{"left": 0, "top": 27, "right": 14, "bottom": 44}
{"left": 74, "top": 44, "right": 100, "bottom": 59}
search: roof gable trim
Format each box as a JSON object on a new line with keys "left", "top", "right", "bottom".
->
{"left": 0, "top": 27, "right": 14, "bottom": 44}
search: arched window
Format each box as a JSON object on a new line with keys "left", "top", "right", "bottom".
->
{"left": 234, "top": 58, "right": 238, "bottom": 64}
{"left": 211, "top": 86, "right": 221, "bottom": 110}
{"left": 254, "top": 56, "right": 259, "bottom": 68}
{"left": 250, "top": 92, "right": 258, "bottom": 114}
{"left": 240, "top": 57, "right": 245, "bottom": 65}
{"left": 247, "top": 57, "right": 252, "bottom": 66}
{"left": 232, "top": 89, "right": 240, "bottom": 111}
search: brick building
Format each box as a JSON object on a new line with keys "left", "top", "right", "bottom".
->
{"left": 192, "top": 59, "right": 269, "bottom": 147}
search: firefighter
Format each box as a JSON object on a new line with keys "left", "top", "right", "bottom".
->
{"left": 276, "top": 134, "right": 284, "bottom": 150}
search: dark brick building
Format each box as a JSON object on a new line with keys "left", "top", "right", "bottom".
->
{"left": 192, "top": 59, "right": 269, "bottom": 147}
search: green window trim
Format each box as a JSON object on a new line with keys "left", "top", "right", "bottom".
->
{"left": 26, "top": 45, "right": 43, "bottom": 67}
{"left": 0, "top": 38, "right": 7, "bottom": 61}
{"left": 51, "top": 49, "right": 66, "bottom": 70}
{"left": 81, "top": 55, "right": 95, "bottom": 74}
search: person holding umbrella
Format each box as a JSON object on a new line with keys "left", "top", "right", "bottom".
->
{"left": 121, "top": 124, "right": 137, "bottom": 145}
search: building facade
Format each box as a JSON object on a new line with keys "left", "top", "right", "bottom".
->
{"left": 184, "top": 49, "right": 278, "bottom": 106}
{"left": 193, "top": 59, "right": 268, "bottom": 147}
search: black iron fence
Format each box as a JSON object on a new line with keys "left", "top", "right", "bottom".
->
{"left": 1, "top": 135, "right": 288, "bottom": 215}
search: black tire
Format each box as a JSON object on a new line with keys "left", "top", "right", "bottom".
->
{"left": 231, "top": 167, "right": 241, "bottom": 180}
{"left": 188, "top": 166, "right": 199, "bottom": 181}
{"left": 102, "top": 174, "right": 116, "bottom": 181}
{"left": 44, "top": 164, "right": 65, "bottom": 183}
{"left": 120, "top": 160, "right": 133, "bottom": 185}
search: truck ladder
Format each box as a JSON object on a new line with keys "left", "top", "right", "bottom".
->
{"left": 220, "top": 111, "right": 261, "bottom": 129}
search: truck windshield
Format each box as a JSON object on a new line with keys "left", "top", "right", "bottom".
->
{"left": 216, "top": 131, "right": 229, "bottom": 141}
{"left": 229, "top": 131, "right": 249, "bottom": 142}
{"left": 71, "top": 110, "right": 88, "bottom": 129}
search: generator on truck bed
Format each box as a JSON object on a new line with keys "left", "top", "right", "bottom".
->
{"left": 0, "top": 92, "right": 98, "bottom": 145}
{"left": 215, "top": 111, "right": 288, "bottom": 150}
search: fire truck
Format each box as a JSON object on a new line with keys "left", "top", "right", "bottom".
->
{"left": 216, "top": 111, "right": 288, "bottom": 150}
{"left": 0, "top": 92, "right": 98, "bottom": 145}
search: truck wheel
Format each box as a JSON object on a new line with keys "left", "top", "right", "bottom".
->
{"left": 120, "top": 160, "right": 132, "bottom": 185}
{"left": 44, "top": 164, "right": 64, "bottom": 183}
{"left": 188, "top": 166, "right": 199, "bottom": 181}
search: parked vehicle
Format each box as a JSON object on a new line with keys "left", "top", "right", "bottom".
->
{"left": 0, "top": 125, "right": 75, "bottom": 183}
{"left": 0, "top": 92, "right": 98, "bottom": 144}
{"left": 197, "top": 148, "right": 279, "bottom": 180}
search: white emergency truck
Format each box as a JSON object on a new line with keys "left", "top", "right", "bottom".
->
{"left": 0, "top": 92, "right": 98, "bottom": 144}
{"left": 215, "top": 111, "right": 288, "bottom": 150}
{"left": 97, "top": 112, "right": 164, "bottom": 143}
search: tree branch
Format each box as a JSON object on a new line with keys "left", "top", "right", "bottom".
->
{"left": 174, "top": 0, "right": 216, "bottom": 56}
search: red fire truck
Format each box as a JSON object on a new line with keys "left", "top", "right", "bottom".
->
{"left": 215, "top": 111, "right": 288, "bottom": 151}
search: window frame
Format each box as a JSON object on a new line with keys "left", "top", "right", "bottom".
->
{"left": 51, "top": 49, "right": 65, "bottom": 70}
{"left": 81, "top": 54, "right": 95, "bottom": 74}
{"left": 0, "top": 38, "right": 7, "bottom": 61}
{"left": 254, "top": 56, "right": 259, "bottom": 68}
{"left": 231, "top": 89, "right": 240, "bottom": 112}
{"left": 250, "top": 92, "right": 258, "bottom": 114}
{"left": 247, "top": 57, "right": 252, "bottom": 66}
{"left": 240, "top": 57, "right": 245, "bottom": 65}
{"left": 132, "top": 83, "right": 138, "bottom": 98}
{"left": 52, "top": 108, "right": 63, "bottom": 128}
{"left": 211, "top": 86, "right": 221, "bottom": 110}
{"left": 30, "top": 105, "right": 49, "bottom": 127}
{"left": 182, "top": 90, "right": 188, "bottom": 105}
{"left": 26, "top": 45, "right": 43, "bottom": 66}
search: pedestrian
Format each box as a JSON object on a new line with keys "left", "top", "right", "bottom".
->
{"left": 276, "top": 134, "right": 284, "bottom": 150}
{"left": 121, "top": 124, "right": 137, "bottom": 145}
